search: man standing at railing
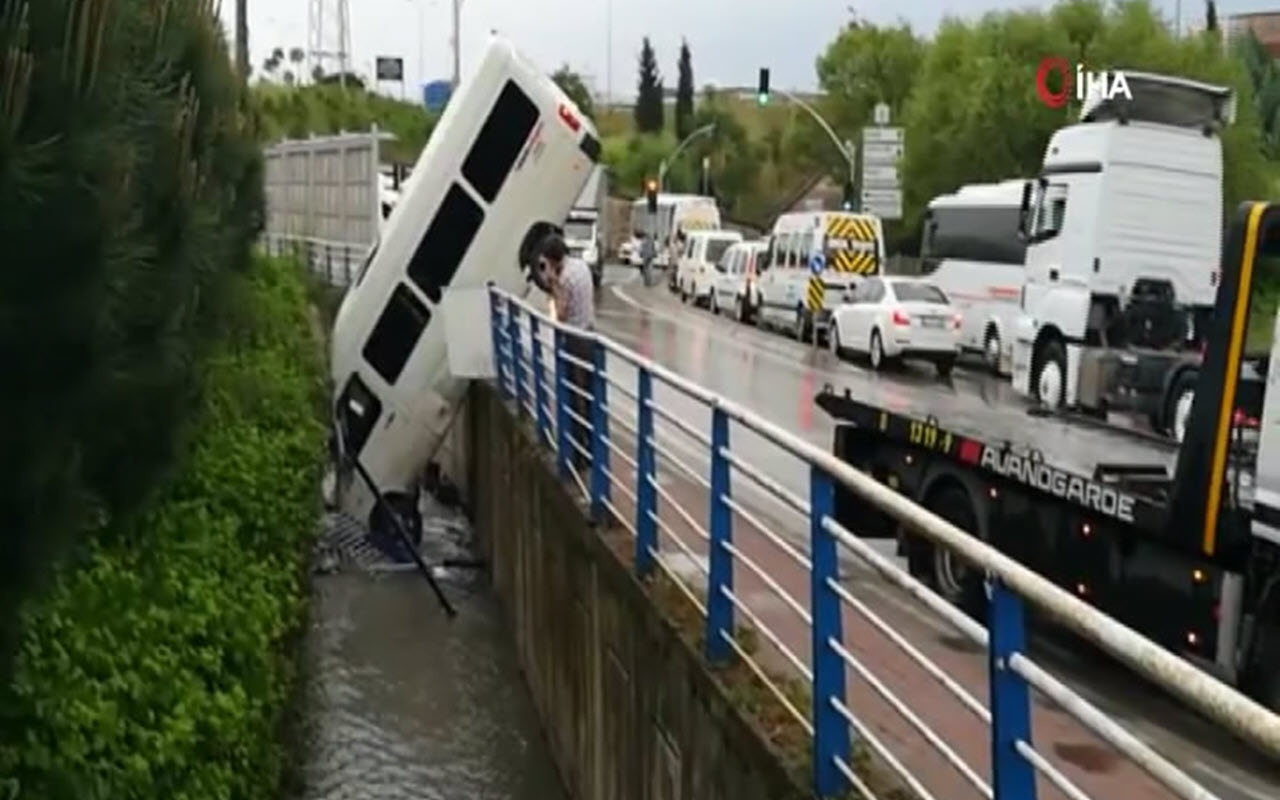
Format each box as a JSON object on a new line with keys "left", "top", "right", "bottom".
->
{"left": 539, "top": 233, "right": 596, "bottom": 472}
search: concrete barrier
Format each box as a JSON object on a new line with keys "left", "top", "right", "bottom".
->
{"left": 464, "top": 381, "right": 808, "bottom": 800}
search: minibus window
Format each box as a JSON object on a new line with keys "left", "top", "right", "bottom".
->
{"left": 406, "top": 183, "right": 485, "bottom": 303}
{"left": 362, "top": 283, "right": 432, "bottom": 385}
{"left": 462, "top": 80, "right": 539, "bottom": 203}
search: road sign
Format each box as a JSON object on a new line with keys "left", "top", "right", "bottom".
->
{"left": 861, "top": 188, "right": 902, "bottom": 219}
{"left": 873, "top": 102, "right": 891, "bottom": 126}
{"left": 806, "top": 276, "right": 825, "bottom": 311}
{"left": 422, "top": 80, "right": 452, "bottom": 112}
{"left": 375, "top": 56, "right": 404, "bottom": 82}
{"left": 862, "top": 126, "right": 903, "bottom": 144}
{"left": 862, "top": 142, "right": 903, "bottom": 165}
{"left": 862, "top": 164, "right": 898, "bottom": 186}
{"left": 809, "top": 254, "right": 825, "bottom": 275}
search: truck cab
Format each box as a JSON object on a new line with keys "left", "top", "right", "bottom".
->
{"left": 1011, "top": 72, "right": 1236, "bottom": 434}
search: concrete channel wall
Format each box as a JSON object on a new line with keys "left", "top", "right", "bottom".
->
{"left": 457, "top": 381, "right": 808, "bottom": 800}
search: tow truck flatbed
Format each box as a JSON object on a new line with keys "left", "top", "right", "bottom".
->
{"left": 812, "top": 201, "right": 1280, "bottom": 706}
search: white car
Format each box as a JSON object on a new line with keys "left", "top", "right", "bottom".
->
{"left": 618, "top": 237, "right": 638, "bottom": 266}
{"left": 678, "top": 230, "right": 743, "bottom": 306}
{"left": 829, "top": 276, "right": 962, "bottom": 376}
{"left": 709, "top": 241, "right": 769, "bottom": 322}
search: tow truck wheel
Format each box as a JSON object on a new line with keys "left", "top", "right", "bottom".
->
{"left": 1163, "top": 371, "right": 1197, "bottom": 443}
{"left": 869, "top": 329, "right": 886, "bottom": 371}
{"left": 1033, "top": 338, "right": 1067, "bottom": 410}
{"left": 983, "top": 328, "right": 1002, "bottom": 374}
{"left": 926, "top": 486, "right": 986, "bottom": 617}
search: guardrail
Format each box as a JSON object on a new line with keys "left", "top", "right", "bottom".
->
{"left": 263, "top": 233, "right": 368, "bottom": 286}
{"left": 485, "top": 286, "right": 1280, "bottom": 800}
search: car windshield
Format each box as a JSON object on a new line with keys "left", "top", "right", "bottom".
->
{"left": 892, "top": 281, "right": 948, "bottom": 304}
{"left": 705, "top": 238, "right": 737, "bottom": 263}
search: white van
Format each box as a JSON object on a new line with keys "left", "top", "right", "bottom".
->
{"left": 676, "top": 229, "right": 743, "bottom": 305}
{"left": 756, "top": 210, "right": 884, "bottom": 341}
{"left": 329, "top": 37, "right": 600, "bottom": 536}
{"left": 919, "top": 180, "right": 1027, "bottom": 373}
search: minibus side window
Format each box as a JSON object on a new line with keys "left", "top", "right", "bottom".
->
{"left": 362, "top": 282, "right": 432, "bottom": 385}
{"left": 406, "top": 183, "right": 485, "bottom": 303}
{"left": 462, "top": 80, "right": 540, "bottom": 203}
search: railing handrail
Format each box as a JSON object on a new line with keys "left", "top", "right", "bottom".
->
{"left": 496, "top": 285, "right": 1280, "bottom": 761}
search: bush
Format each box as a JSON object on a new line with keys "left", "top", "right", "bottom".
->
{"left": 0, "top": 0, "right": 264, "bottom": 677}
{"left": 0, "top": 255, "right": 327, "bottom": 800}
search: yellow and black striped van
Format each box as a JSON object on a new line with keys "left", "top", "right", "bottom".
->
{"left": 756, "top": 210, "right": 885, "bottom": 333}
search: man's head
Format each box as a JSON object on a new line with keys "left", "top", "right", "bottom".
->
{"left": 539, "top": 233, "right": 569, "bottom": 276}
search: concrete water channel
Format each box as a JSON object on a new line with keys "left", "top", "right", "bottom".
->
{"left": 293, "top": 497, "right": 566, "bottom": 800}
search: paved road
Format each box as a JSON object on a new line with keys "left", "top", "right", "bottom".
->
{"left": 541, "top": 264, "right": 1279, "bottom": 800}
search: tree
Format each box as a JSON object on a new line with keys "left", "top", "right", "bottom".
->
{"left": 635, "top": 37, "right": 665, "bottom": 133}
{"left": 552, "top": 65, "right": 595, "bottom": 118}
{"left": 676, "top": 39, "right": 695, "bottom": 140}
{"left": 891, "top": 0, "right": 1269, "bottom": 234}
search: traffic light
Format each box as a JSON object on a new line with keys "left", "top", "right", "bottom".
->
{"left": 757, "top": 68, "right": 770, "bottom": 106}
{"left": 645, "top": 178, "right": 658, "bottom": 213}
{"left": 842, "top": 180, "right": 855, "bottom": 211}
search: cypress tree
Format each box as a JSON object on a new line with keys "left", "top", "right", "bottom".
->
{"left": 675, "top": 40, "right": 695, "bottom": 140}
{"left": 635, "top": 37, "right": 665, "bottom": 133}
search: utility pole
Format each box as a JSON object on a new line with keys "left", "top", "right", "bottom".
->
{"left": 235, "top": 0, "right": 249, "bottom": 79}
{"left": 451, "top": 0, "right": 462, "bottom": 89}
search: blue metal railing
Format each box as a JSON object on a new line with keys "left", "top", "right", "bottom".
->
{"left": 487, "top": 287, "right": 1280, "bottom": 800}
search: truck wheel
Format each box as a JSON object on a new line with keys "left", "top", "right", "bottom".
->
{"left": 935, "top": 355, "right": 956, "bottom": 379}
{"left": 1247, "top": 618, "right": 1280, "bottom": 711}
{"left": 1163, "top": 371, "right": 1197, "bottom": 443}
{"left": 984, "top": 328, "right": 1002, "bottom": 375}
{"left": 926, "top": 486, "right": 986, "bottom": 617}
{"left": 1033, "top": 338, "right": 1067, "bottom": 410}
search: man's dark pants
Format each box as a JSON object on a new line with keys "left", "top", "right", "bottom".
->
{"left": 562, "top": 329, "right": 595, "bottom": 472}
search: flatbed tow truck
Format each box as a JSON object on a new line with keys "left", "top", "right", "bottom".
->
{"left": 817, "top": 201, "right": 1280, "bottom": 709}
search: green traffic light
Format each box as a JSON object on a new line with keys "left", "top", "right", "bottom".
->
{"left": 757, "top": 92, "right": 769, "bottom": 106}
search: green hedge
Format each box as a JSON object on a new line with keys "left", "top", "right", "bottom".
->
{"left": 0, "top": 255, "right": 326, "bottom": 800}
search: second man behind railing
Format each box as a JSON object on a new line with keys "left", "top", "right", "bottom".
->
{"left": 538, "top": 233, "right": 597, "bottom": 471}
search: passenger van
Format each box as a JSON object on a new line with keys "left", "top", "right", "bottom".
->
{"left": 920, "top": 179, "right": 1027, "bottom": 374}
{"left": 329, "top": 37, "right": 601, "bottom": 537}
{"left": 756, "top": 210, "right": 884, "bottom": 342}
{"left": 676, "top": 229, "right": 743, "bottom": 305}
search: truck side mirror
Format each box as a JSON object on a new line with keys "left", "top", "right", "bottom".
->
{"left": 1017, "top": 181, "right": 1034, "bottom": 240}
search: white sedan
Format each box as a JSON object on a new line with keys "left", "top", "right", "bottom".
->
{"left": 829, "top": 276, "right": 962, "bottom": 376}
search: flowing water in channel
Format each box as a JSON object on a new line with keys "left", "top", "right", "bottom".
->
{"left": 295, "top": 500, "right": 566, "bottom": 800}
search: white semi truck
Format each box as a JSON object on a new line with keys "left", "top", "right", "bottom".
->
{"left": 1011, "top": 72, "right": 1239, "bottom": 441}
{"left": 564, "top": 165, "right": 608, "bottom": 286}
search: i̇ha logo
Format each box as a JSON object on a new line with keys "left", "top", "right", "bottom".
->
{"left": 1035, "top": 56, "right": 1132, "bottom": 109}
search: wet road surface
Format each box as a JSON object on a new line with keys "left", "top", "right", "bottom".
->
{"left": 295, "top": 501, "right": 565, "bottom": 800}
{"left": 538, "top": 265, "right": 1278, "bottom": 800}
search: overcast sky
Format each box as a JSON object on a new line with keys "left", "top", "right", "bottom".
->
{"left": 221, "top": 0, "right": 1271, "bottom": 99}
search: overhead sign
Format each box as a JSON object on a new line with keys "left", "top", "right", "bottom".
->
{"left": 809, "top": 254, "right": 825, "bottom": 275}
{"left": 375, "top": 56, "right": 404, "bottom": 82}
{"left": 863, "top": 126, "right": 903, "bottom": 144}
{"left": 422, "top": 80, "right": 452, "bottom": 112}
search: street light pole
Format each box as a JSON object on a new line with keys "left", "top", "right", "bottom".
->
{"left": 658, "top": 122, "right": 716, "bottom": 193}
{"left": 774, "top": 88, "right": 856, "bottom": 203}
{"left": 451, "top": 0, "right": 462, "bottom": 89}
